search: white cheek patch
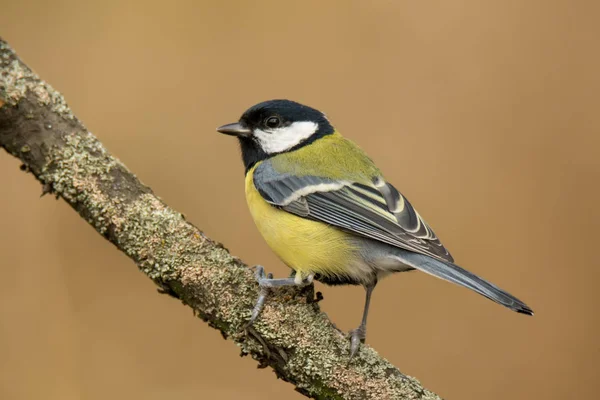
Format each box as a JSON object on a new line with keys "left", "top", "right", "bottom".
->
{"left": 254, "top": 121, "right": 319, "bottom": 153}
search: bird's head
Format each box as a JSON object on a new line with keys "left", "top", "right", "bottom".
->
{"left": 217, "top": 99, "right": 334, "bottom": 171}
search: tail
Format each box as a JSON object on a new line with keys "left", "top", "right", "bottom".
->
{"left": 394, "top": 251, "right": 534, "bottom": 315}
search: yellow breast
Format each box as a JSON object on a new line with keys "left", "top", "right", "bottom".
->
{"left": 245, "top": 164, "right": 358, "bottom": 278}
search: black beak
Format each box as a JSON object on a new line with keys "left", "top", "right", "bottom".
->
{"left": 217, "top": 122, "right": 252, "bottom": 138}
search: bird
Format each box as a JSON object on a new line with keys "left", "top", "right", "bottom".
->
{"left": 217, "top": 99, "right": 533, "bottom": 358}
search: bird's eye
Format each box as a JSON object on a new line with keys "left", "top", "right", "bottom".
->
{"left": 265, "top": 116, "right": 281, "bottom": 129}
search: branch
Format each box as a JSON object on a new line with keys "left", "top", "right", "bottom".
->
{"left": 0, "top": 38, "right": 442, "bottom": 400}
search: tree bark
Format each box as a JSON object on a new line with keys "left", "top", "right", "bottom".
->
{"left": 0, "top": 38, "right": 442, "bottom": 400}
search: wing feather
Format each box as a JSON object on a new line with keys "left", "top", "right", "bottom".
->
{"left": 253, "top": 161, "right": 454, "bottom": 263}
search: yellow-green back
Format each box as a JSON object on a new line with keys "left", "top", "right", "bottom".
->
{"left": 269, "top": 131, "right": 381, "bottom": 184}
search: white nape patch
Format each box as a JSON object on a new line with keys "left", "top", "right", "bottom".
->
{"left": 254, "top": 121, "right": 319, "bottom": 153}
{"left": 281, "top": 182, "right": 347, "bottom": 206}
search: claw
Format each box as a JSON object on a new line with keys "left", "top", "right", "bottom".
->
{"left": 255, "top": 265, "right": 265, "bottom": 280}
{"left": 348, "top": 327, "right": 367, "bottom": 359}
{"left": 350, "top": 335, "right": 362, "bottom": 359}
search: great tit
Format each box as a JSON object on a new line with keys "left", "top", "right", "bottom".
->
{"left": 217, "top": 99, "right": 533, "bottom": 357}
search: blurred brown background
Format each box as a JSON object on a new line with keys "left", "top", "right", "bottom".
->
{"left": 1, "top": 1, "right": 599, "bottom": 399}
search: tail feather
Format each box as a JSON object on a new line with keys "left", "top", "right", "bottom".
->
{"left": 394, "top": 251, "right": 534, "bottom": 315}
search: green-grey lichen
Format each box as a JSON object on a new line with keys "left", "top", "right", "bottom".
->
{"left": 0, "top": 40, "right": 73, "bottom": 119}
{"left": 1, "top": 37, "right": 443, "bottom": 400}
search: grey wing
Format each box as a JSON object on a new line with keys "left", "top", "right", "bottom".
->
{"left": 254, "top": 162, "right": 454, "bottom": 263}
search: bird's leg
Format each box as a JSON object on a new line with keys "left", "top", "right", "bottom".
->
{"left": 349, "top": 282, "right": 376, "bottom": 359}
{"left": 246, "top": 266, "right": 313, "bottom": 328}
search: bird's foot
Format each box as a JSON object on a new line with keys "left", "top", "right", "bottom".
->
{"left": 245, "top": 266, "right": 312, "bottom": 329}
{"left": 347, "top": 325, "right": 367, "bottom": 359}
{"left": 254, "top": 265, "right": 313, "bottom": 288}
{"left": 245, "top": 267, "right": 273, "bottom": 329}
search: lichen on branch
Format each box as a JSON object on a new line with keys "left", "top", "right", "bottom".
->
{"left": 0, "top": 37, "right": 442, "bottom": 400}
